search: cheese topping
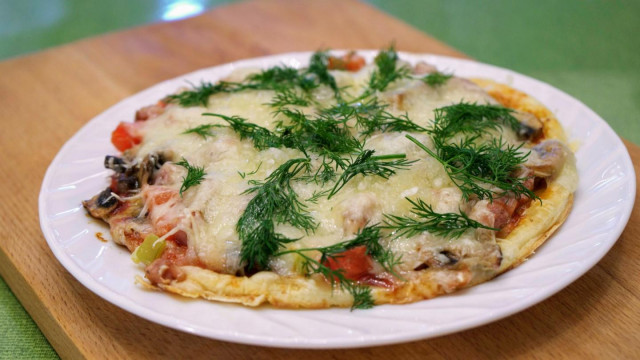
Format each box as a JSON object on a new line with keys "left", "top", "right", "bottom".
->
{"left": 132, "top": 64, "right": 527, "bottom": 277}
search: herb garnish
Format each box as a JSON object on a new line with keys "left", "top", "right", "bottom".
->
{"left": 166, "top": 51, "right": 340, "bottom": 108}
{"left": 328, "top": 150, "right": 416, "bottom": 199}
{"left": 429, "top": 103, "right": 521, "bottom": 142}
{"left": 421, "top": 72, "right": 452, "bottom": 87}
{"left": 267, "top": 87, "right": 313, "bottom": 110}
{"left": 203, "top": 113, "right": 282, "bottom": 150}
{"left": 238, "top": 162, "right": 262, "bottom": 179}
{"left": 320, "top": 99, "right": 427, "bottom": 137}
{"left": 407, "top": 134, "right": 536, "bottom": 201}
{"left": 182, "top": 123, "right": 224, "bottom": 139}
{"left": 383, "top": 197, "right": 497, "bottom": 238}
{"left": 238, "top": 158, "right": 315, "bottom": 271}
{"left": 367, "top": 45, "right": 411, "bottom": 93}
{"left": 165, "top": 81, "right": 235, "bottom": 107}
{"left": 306, "top": 50, "right": 339, "bottom": 94}
{"left": 175, "top": 157, "right": 206, "bottom": 196}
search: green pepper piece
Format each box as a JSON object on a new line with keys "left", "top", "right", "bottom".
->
{"left": 131, "top": 234, "right": 166, "bottom": 265}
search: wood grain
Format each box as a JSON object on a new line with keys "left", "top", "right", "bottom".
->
{"left": 0, "top": 0, "right": 638, "bottom": 358}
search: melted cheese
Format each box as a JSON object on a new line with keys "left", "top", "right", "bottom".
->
{"left": 132, "top": 65, "right": 525, "bottom": 276}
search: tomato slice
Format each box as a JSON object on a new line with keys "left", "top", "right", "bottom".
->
{"left": 323, "top": 246, "right": 372, "bottom": 281}
{"left": 111, "top": 122, "right": 142, "bottom": 151}
{"left": 328, "top": 52, "right": 366, "bottom": 72}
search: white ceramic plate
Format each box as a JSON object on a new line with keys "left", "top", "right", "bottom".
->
{"left": 39, "top": 51, "right": 636, "bottom": 348}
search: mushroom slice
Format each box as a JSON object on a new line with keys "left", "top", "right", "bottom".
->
{"left": 525, "top": 139, "right": 569, "bottom": 178}
{"left": 513, "top": 110, "right": 543, "bottom": 140}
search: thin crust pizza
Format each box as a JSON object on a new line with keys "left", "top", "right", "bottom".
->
{"left": 83, "top": 48, "right": 577, "bottom": 309}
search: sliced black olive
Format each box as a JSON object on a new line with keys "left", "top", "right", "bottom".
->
{"left": 113, "top": 173, "right": 139, "bottom": 194}
{"left": 138, "top": 153, "right": 162, "bottom": 185}
{"left": 96, "top": 187, "right": 117, "bottom": 208}
{"left": 104, "top": 156, "right": 127, "bottom": 173}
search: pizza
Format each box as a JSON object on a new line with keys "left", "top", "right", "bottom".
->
{"left": 83, "top": 48, "right": 577, "bottom": 309}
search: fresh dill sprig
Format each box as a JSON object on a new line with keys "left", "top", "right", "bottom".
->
{"left": 267, "top": 87, "right": 312, "bottom": 111}
{"left": 239, "top": 219, "right": 299, "bottom": 273}
{"left": 383, "top": 197, "right": 497, "bottom": 238}
{"left": 320, "top": 99, "right": 427, "bottom": 137}
{"left": 305, "top": 189, "right": 332, "bottom": 204}
{"left": 430, "top": 102, "right": 521, "bottom": 142}
{"left": 175, "top": 157, "right": 206, "bottom": 196}
{"left": 368, "top": 45, "right": 411, "bottom": 93}
{"left": 305, "top": 50, "right": 339, "bottom": 94}
{"left": 407, "top": 135, "right": 536, "bottom": 201}
{"left": 165, "top": 81, "right": 237, "bottom": 107}
{"left": 327, "top": 150, "right": 416, "bottom": 199}
{"left": 361, "top": 111, "right": 427, "bottom": 137}
{"left": 283, "top": 108, "right": 362, "bottom": 155}
{"left": 276, "top": 225, "right": 402, "bottom": 310}
{"left": 238, "top": 158, "right": 315, "bottom": 271}
{"left": 421, "top": 72, "right": 453, "bottom": 87}
{"left": 244, "top": 158, "right": 315, "bottom": 231}
{"left": 246, "top": 65, "right": 314, "bottom": 92}
{"left": 350, "top": 285, "right": 375, "bottom": 310}
{"left": 166, "top": 63, "right": 318, "bottom": 108}
{"left": 182, "top": 123, "right": 224, "bottom": 139}
{"left": 238, "top": 161, "right": 262, "bottom": 179}
{"left": 277, "top": 108, "right": 362, "bottom": 184}
{"left": 203, "top": 113, "right": 282, "bottom": 150}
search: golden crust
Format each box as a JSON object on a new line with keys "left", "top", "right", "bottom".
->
{"left": 140, "top": 78, "right": 577, "bottom": 308}
{"left": 468, "top": 79, "right": 576, "bottom": 274}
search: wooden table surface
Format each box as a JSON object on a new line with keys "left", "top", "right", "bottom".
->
{"left": 0, "top": 0, "right": 638, "bottom": 358}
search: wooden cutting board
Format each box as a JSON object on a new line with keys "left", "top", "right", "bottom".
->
{"left": 0, "top": 0, "right": 638, "bottom": 358}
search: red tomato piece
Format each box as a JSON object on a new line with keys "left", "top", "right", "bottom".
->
{"left": 152, "top": 190, "right": 175, "bottom": 206}
{"left": 111, "top": 122, "right": 142, "bottom": 151}
{"left": 323, "top": 246, "right": 372, "bottom": 281}
{"left": 328, "top": 52, "right": 366, "bottom": 72}
{"left": 344, "top": 54, "right": 365, "bottom": 71}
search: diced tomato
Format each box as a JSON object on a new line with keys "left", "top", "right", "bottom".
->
{"left": 323, "top": 246, "right": 372, "bottom": 282}
{"left": 151, "top": 190, "right": 175, "bottom": 206}
{"left": 328, "top": 52, "right": 366, "bottom": 72}
{"left": 143, "top": 186, "right": 185, "bottom": 240}
{"left": 111, "top": 122, "right": 142, "bottom": 152}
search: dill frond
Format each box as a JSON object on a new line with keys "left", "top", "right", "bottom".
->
{"left": 182, "top": 123, "right": 224, "bottom": 139}
{"left": 203, "top": 113, "right": 282, "bottom": 150}
{"left": 406, "top": 135, "right": 536, "bottom": 201}
{"left": 368, "top": 45, "right": 411, "bottom": 93}
{"left": 327, "top": 150, "right": 416, "bottom": 199}
{"left": 383, "top": 197, "right": 497, "bottom": 238}
{"left": 421, "top": 72, "right": 452, "bottom": 87}
{"left": 430, "top": 102, "right": 521, "bottom": 142}
{"left": 175, "top": 158, "right": 206, "bottom": 196}
{"left": 238, "top": 158, "right": 315, "bottom": 271}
